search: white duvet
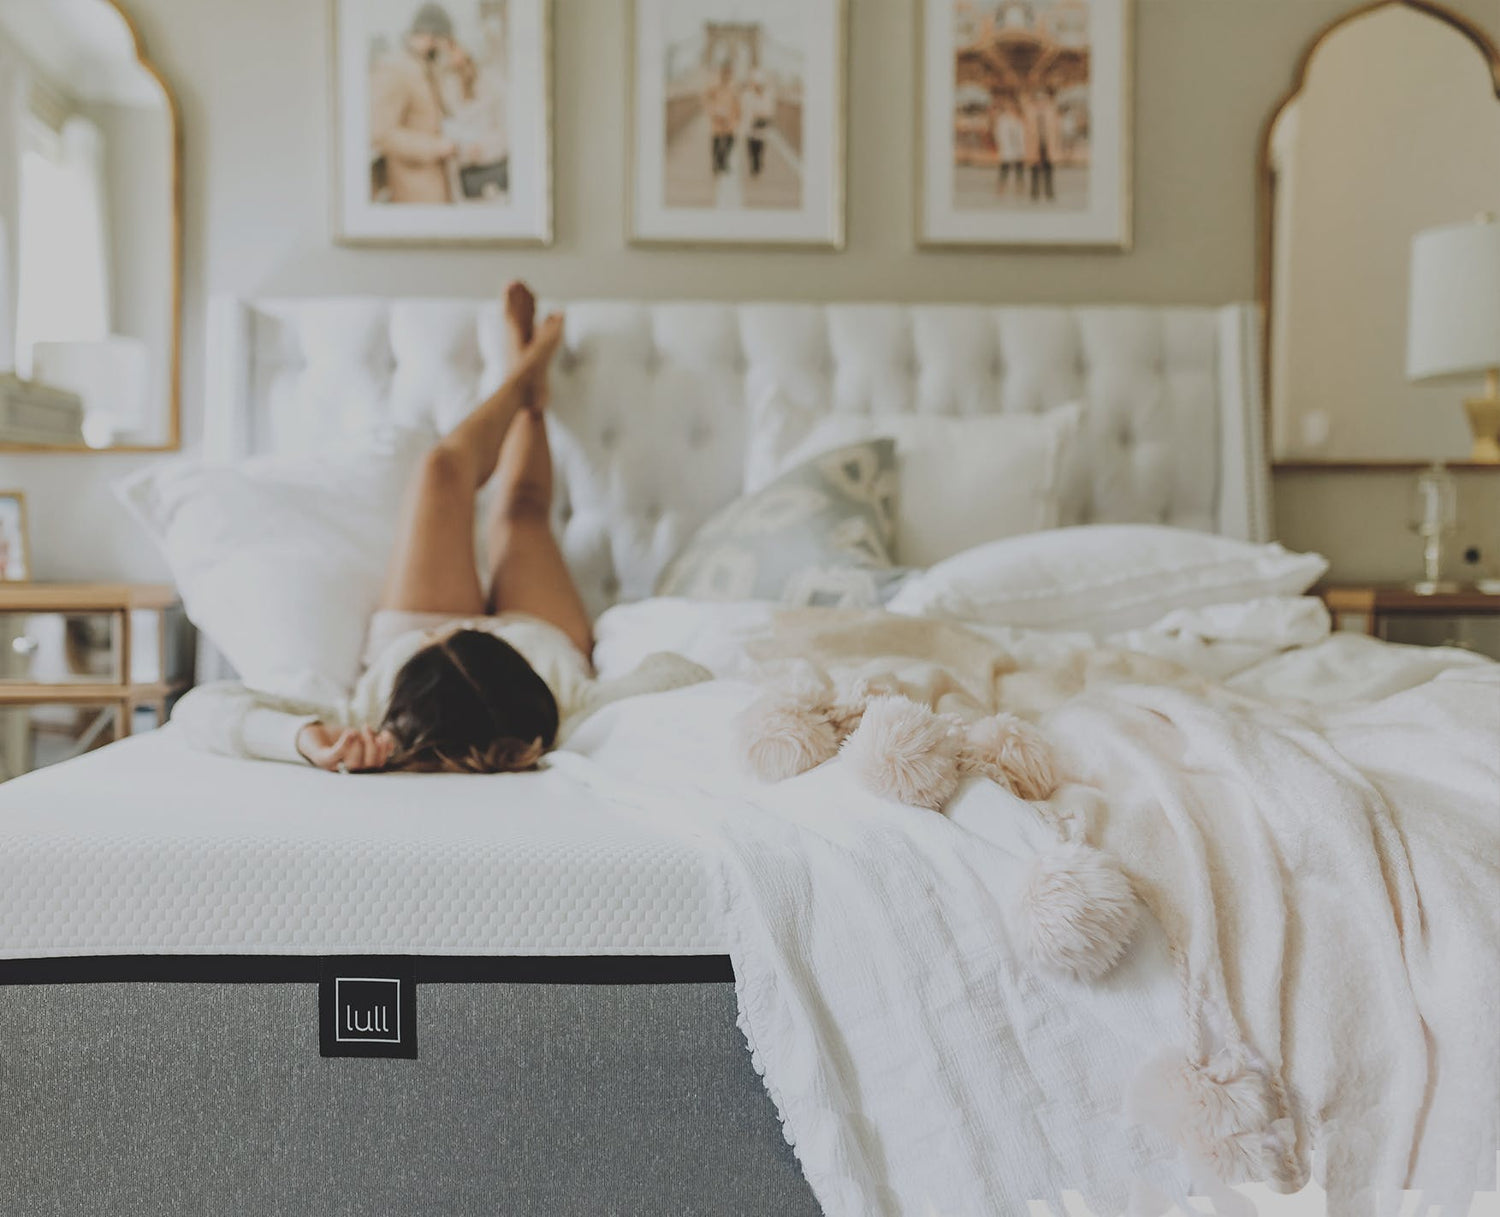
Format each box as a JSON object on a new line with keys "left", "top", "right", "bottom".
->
{"left": 566, "top": 595, "right": 1499, "bottom": 1214}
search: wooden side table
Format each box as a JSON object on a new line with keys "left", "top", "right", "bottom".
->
{"left": 0, "top": 583, "right": 193, "bottom": 780}
{"left": 1321, "top": 585, "right": 1500, "bottom": 658}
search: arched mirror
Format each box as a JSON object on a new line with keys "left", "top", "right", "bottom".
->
{"left": 1260, "top": 0, "right": 1500, "bottom": 468}
{"left": 0, "top": 0, "right": 180, "bottom": 451}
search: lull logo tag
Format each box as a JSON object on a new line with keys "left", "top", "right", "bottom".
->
{"left": 319, "top": 958, "right": 417, "bottom": 1059}
{"left": 335, "top": 979, "right": 400, "bottom": 1043}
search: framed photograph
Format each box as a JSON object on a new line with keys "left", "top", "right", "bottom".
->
{"left": 918, "top": 0, "right": 1132, "bottom": 249}
{"left": 628, "top": 0, "right": 846, "bottom": 248}
{"left": 0, "top": 492, "right": 29, "bottom": 582}
{"left": 332, "top": 0, "right": 552, "bottom": 245}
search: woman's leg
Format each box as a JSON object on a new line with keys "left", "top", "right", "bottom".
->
{"left": 484, "top": 410, "right": 594, "bottom": 659}
{"left": 483, "top": 322, "right": 594, "bottom": 659}
{"left": 378, "top": 283, "right": 562, "bottom": 614}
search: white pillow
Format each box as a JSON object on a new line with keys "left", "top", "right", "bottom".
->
{"left": 116, "top": 427, "right": 429, "bottom": 698}
{"left": 886, "top": 524, "right": 1329, "bottom": 636}
{"left": 750, "top": 400, "right": 1080, "bottom": 567}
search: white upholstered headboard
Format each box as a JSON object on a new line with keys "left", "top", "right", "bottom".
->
{"left": 207, "top": 297, "right": 1270, "bottom": 616}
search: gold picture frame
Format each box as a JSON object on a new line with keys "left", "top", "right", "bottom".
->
{"left": 1255, "top": 0, "right": 1500, "bottom": 471}
{"left": 0, "top": 0, "right": 183, "bottom": 454}
{"left": 0, "top": 492, "right": 31, "bottom": 583}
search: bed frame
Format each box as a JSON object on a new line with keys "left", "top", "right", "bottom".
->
{"left": 2, "top": 297, "right": 1269, "bottom": 1215}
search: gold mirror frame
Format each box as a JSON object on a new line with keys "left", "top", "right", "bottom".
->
{"left": 0, "top": 0, "right": 183, "bottom": 453}
{"left": 1255, "top": 0, "right": 1500, "bottom": 472}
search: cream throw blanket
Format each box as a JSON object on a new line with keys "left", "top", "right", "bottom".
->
{"left": 560, "top": 609, "right": 1499, "bottom": 1212}
{"left": 1052, "top": 671, "right": 1499, "bottom": 1206}
{"left": 746, "top": 610, "right": 1500, "bottom": 1208}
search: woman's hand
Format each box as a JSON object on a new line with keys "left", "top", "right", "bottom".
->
{"left": 296, "top": 723, "right": 396, "bottom": 773}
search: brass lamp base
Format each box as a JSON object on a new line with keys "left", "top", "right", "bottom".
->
{"left": 1466, "top": 369, "right": 1500, "bottom": 463}
{"left": 1466, "top": 393, "right": 1500, "bottom": 463}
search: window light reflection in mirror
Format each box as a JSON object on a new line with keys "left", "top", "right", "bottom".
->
{"left": 0, "top": 0, "right": 179, "bottom": 451}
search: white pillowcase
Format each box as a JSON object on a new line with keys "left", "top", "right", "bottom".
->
{"left": 117, "top": 427, "right": 429, "bottom": 699}
{"left": 886, "top": 524, "right": 1329, "bottom": 635}
{"left": 749, "top": 399, "right": 1081, "bottom": 567}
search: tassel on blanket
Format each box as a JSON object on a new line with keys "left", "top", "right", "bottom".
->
{"left": 739, "top": 668, "right": 843, "bottom": 782}
{"left": 741, "top": 696, "right": 843, "bottom": 782}
{"left": 1129, "top": 1048, "right": 1294, "bottom": 1185}
{"left": 957, "top": 713, "right": 1059, "bottom": 801}
{"left": 840, "top": 695, "right": 962, "bottom": 811}
{"left": 741, "top": 681, "right": 1065, "bottom": 810}
{"left": 840, "top": 696, "right": 1066, "bottom": 811}
{"left": 1020, "top": 841, "right": 1139, "bottom": 981}
{"left": 741, "top": 672, "right": 1141, "bottom": 981}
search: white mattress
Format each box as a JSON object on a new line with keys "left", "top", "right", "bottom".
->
{"left": 0, "top": 726, "right": 722, "bottom": 959}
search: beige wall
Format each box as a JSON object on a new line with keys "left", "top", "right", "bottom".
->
{"left": 10, "top": 0, "right": 1500, "bottom": 585}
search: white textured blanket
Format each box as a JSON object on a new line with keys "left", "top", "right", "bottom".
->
{"left": 1050, "top": 668, "right": 1500, "bottom": 1211}
{"left": 551, "top": 683, "right": 1188, "bottom": 1214}
{"left": 555, "top": 599, "right": 1499, "bottom": 1214}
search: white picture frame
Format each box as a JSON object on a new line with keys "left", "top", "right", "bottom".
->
{"left": 628, "top": 0, "right": 846, "bottom": 249}
{"left": 918, "top": 0, "right": 1133, "bottom": 249}
{"left": 332, "top": 0, "right": 552, "bottom": 246}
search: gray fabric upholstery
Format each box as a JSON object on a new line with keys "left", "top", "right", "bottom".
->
{"left": 0, "top": 982, "right": 818, "bottom": 1216}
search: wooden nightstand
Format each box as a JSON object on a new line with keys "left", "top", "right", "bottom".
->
{"left": 0, "top": 583, "right": 194, "bottom": 781}
{"left": 1321, "top": 585, "right": 1500, "bottom": 659}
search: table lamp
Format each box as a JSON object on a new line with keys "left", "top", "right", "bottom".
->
{"left": 1407, "top": 214, "right": 1500, "bottom": 463}
{"left": 1404, "top": 215, "right": 1500, "bottom": 593}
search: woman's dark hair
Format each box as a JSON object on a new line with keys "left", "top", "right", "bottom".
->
{"left": 381, "top": 629, "right": 559, "bottom": 774}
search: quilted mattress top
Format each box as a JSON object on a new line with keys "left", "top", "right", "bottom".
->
{"left": 0, "top": 728, "right": 722, "bottom": 959}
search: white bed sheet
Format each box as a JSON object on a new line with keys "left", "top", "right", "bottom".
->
{"left": 0, "top": 728, "right": 721, "bottom": 959}
{"left": 3, "top": 595, "right": 1488, "bottom": 967}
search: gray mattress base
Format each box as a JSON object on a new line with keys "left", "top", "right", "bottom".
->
{"left": 0, "top": 964, "right": 820, "bottom": 1217}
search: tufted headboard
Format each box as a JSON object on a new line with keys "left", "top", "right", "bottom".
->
{"left": 206, "top": 297, "right": 1270, "bottom": 617}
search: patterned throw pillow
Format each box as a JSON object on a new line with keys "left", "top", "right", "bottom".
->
{"left": 655, "top": 439, "right": 901, "bottom": 605}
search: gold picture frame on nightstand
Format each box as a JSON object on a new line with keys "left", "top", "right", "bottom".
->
{"left": 0, "top": 491, "right": 30, "bottom": 582}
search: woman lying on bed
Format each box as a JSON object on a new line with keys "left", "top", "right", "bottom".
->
{"left": 174, "top": 282, "right": 706, "bottom": 773}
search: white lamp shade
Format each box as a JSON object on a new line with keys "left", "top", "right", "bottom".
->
{"left": 1406, "top": 217, "right": 1500, "bottom": 383}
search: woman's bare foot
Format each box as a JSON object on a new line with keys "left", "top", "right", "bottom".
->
{"left": 503, "top": 280, "right": 536, "bottom": 366}
{"left": 512, "top": 312, "right": 563, "bottom": 415}
{"left": 504, "top": 280, "right": 541, "bottom": 413}
{"left": 526, "top": 313, "right": 564, "bottom": 367}
{"left": 503, "top": 280, "right": 561, "bottom": 414}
